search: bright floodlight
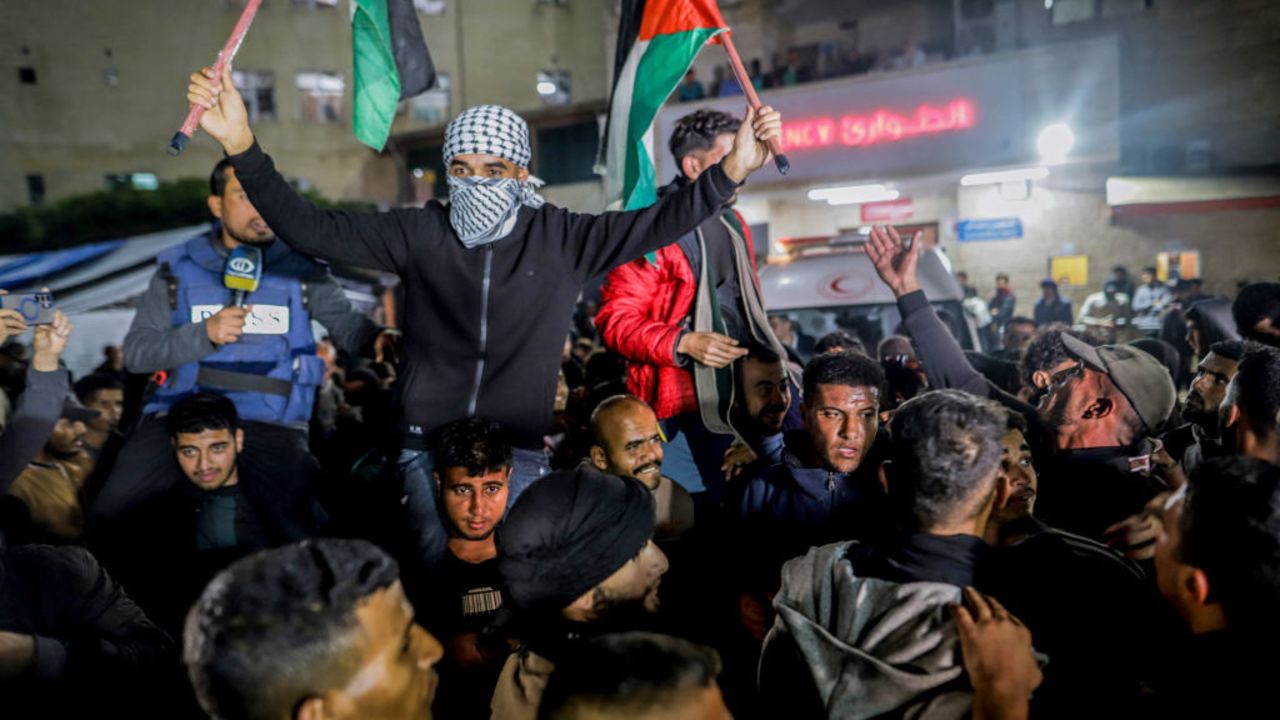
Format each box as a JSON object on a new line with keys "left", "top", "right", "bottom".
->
{"left": 1037, "top": 123, "right": 1075, "bottom": 164}
{"left": 537, "top": 81, "right": 558, "bottom": 96}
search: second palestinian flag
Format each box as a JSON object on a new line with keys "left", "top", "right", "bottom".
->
{"left": 603, "top": 0, "right": 728, "bottom": 210}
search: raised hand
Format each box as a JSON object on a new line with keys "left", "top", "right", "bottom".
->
{"left": 186, "top": 65, "right": 254, "bottom": 154}
{"left": 866, "top": 224, "right": 922, "bottom": 298}
{"left": 0, "top": 290, "right": 28, "bottom": 345}
{"left": 31, "top": 310, "right": 71, "bottom": 372}
{"left": 722, "top": 105, "right": 783, "bottom": 183}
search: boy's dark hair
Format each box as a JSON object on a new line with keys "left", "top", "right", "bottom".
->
{"left": 1020, "top": 325, "right": 1097, "bottom": 389}
{"left": 743, "top": 341, "right": 782, "bottom": 364}
{"left": 437, "top": 417, "right": 512, "bottom": 476}
{"left": 1232, "top": 282, "right": 1280, "bottom": 341}
{"left": 166, "top": 392, "right": 239, "bottom": 438}
{"left": 1180, "top": 457, "right": 1280, "bottom": 637}
{"left": 538, "top": 632, "right": 722, "bottom": 720}
{"left": 1233, "top": 344, "right": 1280, "bottom": 436}
{"left": 184, "top": 539, "right": 401, "bottom": 720}
{"left": 814, "top": 331, "right": 866, "bottom": 357}
{"left": 73, "top": 373, "right": 124, "bottom": 405}
{"left": 886, "top": 390, "right": 1004, "bottom": 529}
{"left": 802, "top": 350, "right": 886, "bottom": 401}
{"left": 668, "top": 109, "right": 741, "bottom": 171}
{"left": 1209, "top": 339, "right": 1245, "bottom": 362}
{"left": 210, "top": 157, "right": 235, "bottom": 197}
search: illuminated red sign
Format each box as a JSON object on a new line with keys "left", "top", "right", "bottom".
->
{"left": 861, "top": 198, "right": 914, "bottom": 222}
{"left": 780, "top": 98, "right": 977, "bottom": 152}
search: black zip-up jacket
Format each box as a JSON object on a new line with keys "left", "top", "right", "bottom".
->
{"left": 229, "top": 141, "right": 740, "bottom": 449}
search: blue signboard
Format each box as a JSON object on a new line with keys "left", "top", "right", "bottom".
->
{"left": 956, "top": 218, "right": 1023, "bottom": 242}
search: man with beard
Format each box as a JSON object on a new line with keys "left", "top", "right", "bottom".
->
{"left": 492, "top": 465, "right": 668, "bottom": 720}
{"left": 2, "top": 397, "right": 98, "bottom": 544}
{"left": 866, "top": 225, "right": 1175, "bottom": 544}
{"left": 422, "top": 417, "right": 512, "bottom": 720}
{"left": 720, "top": 342, "right": 799, "bottom": 481}
{"left": 91, "top": 158, "right": 390, "bottom": 535}
{"left": 1220, "top": 343, "right": 1280, "bottom": 465}
{"left": 590, "top": 396, "right": 694, "bottom": 541}
{"left": 597, "top": 108, "right": 787, "bottom": 504}
{"left": 1162, "top": 340, "right": 1243, "bottom": 474}
{"left": 982, "top": 411, "right": 1159, "bottom": 718}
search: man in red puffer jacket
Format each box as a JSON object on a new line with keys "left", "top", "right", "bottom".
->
{"left": 597, "top": 109, "right": 782, "bottom": 504}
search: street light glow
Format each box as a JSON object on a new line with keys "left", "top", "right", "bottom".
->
{"left": 1037, "top": 123, "right": 1075, "bottom": 164}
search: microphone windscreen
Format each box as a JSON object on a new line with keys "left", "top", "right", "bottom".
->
{"left": 223, "top": 245, "right": 264, "bottom": 295}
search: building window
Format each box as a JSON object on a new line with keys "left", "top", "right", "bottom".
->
{"left": 535, "top": 121, "right": 599, "bottom": 185}
{"left": 1049, "top": 0, "right": 1148, "bottom": 24}
{"left": 415, "top": 0, "right": 447, "bottom": 14}
{"left": 297, "top": 72, "right": 344, "bottom": 123}
{"left": 105, "top": 173, "right": 159, "bottom": 191}
{"left": 26, "top": 174, "right": 45, "bottom": 205}
{"left": 232, "top": 70, "right": 277, "bottom": 122}
{"left": 409, "top": 73, "right": 450, "bottom": 124}
{"left": 17, "top": 67, "right": 36, "bottom": 84}
{"left": 536, "top": 70, "right": 571, "bottom": 106}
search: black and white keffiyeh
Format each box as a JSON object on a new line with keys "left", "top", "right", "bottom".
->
{"left": 442, "top": 104, "right": 545, "bottom": 247}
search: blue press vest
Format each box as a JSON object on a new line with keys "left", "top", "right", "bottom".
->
{"left": 144, "top": 233, "right": 326, "bottom": 426}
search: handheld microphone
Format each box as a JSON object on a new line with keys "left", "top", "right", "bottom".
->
{"left": 223, "top": 245, "right": 263, "bottom": 307}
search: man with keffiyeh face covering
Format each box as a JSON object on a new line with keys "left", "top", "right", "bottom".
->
{"left": 184, "top": 65, "right": 784, "bottom": 575}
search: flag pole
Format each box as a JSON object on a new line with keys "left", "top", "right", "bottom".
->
{"left": 720, "top": 33, "right": 789, "bottom": 175}
{"left": 166, "top": 0, "right": 264, "bottom": 156}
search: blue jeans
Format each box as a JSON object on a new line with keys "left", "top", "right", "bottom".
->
{"left": 660, "top": 413, "right": 734, "bottom": 504}
{"left": 397, "top": 446, "right": 549, "bottom": 569}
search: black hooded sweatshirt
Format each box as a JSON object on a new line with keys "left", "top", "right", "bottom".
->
{"left": 229, "top": 141, "right": 739, "bottom": 450}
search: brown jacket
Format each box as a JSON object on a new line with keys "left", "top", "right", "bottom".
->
{"left": 6, "top": 452, "right": 93, "bottom": 542}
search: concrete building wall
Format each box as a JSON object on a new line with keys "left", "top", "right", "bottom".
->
{"left": 0, "top": 0, "right": 612, "bottom": 213}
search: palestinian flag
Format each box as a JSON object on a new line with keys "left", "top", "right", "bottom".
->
{"left": 352, "top": 0, "right": 436, "bottom": 151}
{"left": 602, "top": 0, "right": 728, "bottom": 210}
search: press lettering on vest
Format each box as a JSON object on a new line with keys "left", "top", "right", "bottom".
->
{"left": 191, "top": 304, "right": 291, "bottom": 335}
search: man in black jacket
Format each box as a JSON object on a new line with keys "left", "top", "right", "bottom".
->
{"left": 185, "top": 66, "right": 782, "bottom": 571}
{"left": 866, "top": 225, "right": 1176, "bottom": 544}
{"left": 0, "top": 544, "right": 173, "bottom": 717}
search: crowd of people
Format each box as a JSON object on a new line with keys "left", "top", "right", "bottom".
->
{"left": 676, "top": 37, "right": 946, "bottom": 103}
{"left": 1, "top": 63, "right": 1279, "bottom": 720}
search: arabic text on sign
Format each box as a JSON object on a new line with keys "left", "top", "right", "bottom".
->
{"left": 781, "top": 99, "right": 977, "bottom": 152}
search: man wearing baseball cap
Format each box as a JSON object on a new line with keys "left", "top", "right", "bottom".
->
{"left": 1033, "top": 333, "right": 1177, "bottom": 542}
{"left": 2, "top": 397, "right": 99, "bottom": 544}
{"left": 491, "top": 464, "right": 668, "bottom": 720}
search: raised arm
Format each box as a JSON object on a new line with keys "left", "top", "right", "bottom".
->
{"left": 866, "top": 225, "right": 991, "bottom": 396}
{"left": 187, "top": 66, "right": 416, "bottom": 273}
{"left": 560, "top": 105, "right": 783, "bottom": 282}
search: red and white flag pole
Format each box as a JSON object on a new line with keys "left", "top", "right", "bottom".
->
{"left": 719, "top": 33, "right": 789, "bottom": 175}
{"left": 167, "top": 0, "right": 264, "bottom": 156}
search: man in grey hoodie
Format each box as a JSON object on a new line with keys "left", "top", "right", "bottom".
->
{"left": 758, "top": 390, "right": 1041, "bottom": 719}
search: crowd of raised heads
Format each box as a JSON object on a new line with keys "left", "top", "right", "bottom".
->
{"left": 2, "top": 84, "right": 1280, "bottom": 720}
